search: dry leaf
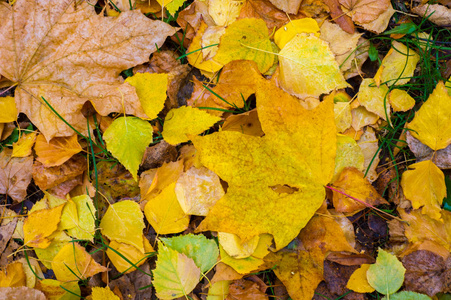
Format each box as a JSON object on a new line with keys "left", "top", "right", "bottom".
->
{"left": 0, "top": 149, "right": 33, "bottom": 203}
{"left": 34, "top": 134, "right": 82, "bottom": 167}
{"left": 339, "top": 0, "right": 390, "bottom": 24}
{"left": 412, "top": 4, "right": 451, "bottom": 27}
{"left": 269, "top": 0, "right": 302, "bottom": 14}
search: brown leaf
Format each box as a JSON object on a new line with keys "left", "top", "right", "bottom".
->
{"left": 0, "top": 149, "right": 33, "bottom": 203}
{"left": 140, "top": 140, "right": 178, "bottom": 171}
{"left": 323, "top": 0, "right": 355, "bottom": 33}
{"left": 326, "top": 252, "right": 375, "bottom": 266}
{"left": 0, "top": 0, "right": 175, "bottom": 140}
{"left": 176, "top": 1, "right": 215, "bottom": 45}
{"left": 323, "top": 258, "right": 360, "bottom": 295}
{"left": 268, "top": 0, "right": 302, "bottom": 14}
{"left": 211, "top": 262, "right": 244, "bottom": 284}
{"left": 32, "top": 155, "right": 86, "bottom": 191}
{"left": 402, "top": 250, "right": 449, "bottom": 296}
{"left": 227, "top": 278, "right": 268, "bottom": 300}
{"left": 406, "top": 131, "right": 451, "bottom": 169}
{"left": 412, "top": 4, "right": 451, "bottom": 27}
{"left": 0, "top": 210, "right": 17, "bottom": 255}
{"left": 0, "top": 287, "right": 46, "bottom": 300}
{"left": 339, "top": 0, "right": 390, "bottom": 24}
{"left": 96, "top": 161, "right": 140, "bottom": 202}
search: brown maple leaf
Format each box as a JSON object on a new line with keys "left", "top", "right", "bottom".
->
{"left": 0, "top": 0, "right": 175, "bottom": 140}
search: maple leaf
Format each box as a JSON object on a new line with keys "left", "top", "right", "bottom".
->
{"left": 192, "top": 79, "right": 336, "bottom": 250}
{"left": 0, "top": 0, "right": 175, "bottom": 140}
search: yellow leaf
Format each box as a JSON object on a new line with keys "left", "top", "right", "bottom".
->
{"left": 91, "top": 286, "right": 120, "bottom": 300}
{"left": 208, "top": 0, "right": 245, "bottom": 26}
{"left": 333, "top": 135, "right": 365, "bottom": 182}
{"left": 207, "top": 280, "right": 230, "bottom": 300}
{"left": 376, "top": 41, "right": 420, "bottom": 86}
{"left": 401, "top": 160, "right": 446, "bottom": 220}
{"left": 125, "top": 73, "right": 168, "bottom": 120}
{"left": 24, "top": 204, "right": 65, "bottom": 248}
{"left": 201, "top": 26, "right": 225, "bottom": 60}
{"left": 153, "top": 242, "right": 201, "bottom": 299}
{"left": 357, "top": 127, "right": 380, "bottom": 182}
{"left": 351, "top": 106, "right": 379, "bottom": 131}
{"left": 193, "top": 80, "right": 336, "bottom": 250}
{"left": 0, "top": 0, "right": 175, "bottom": 140}
{"left": 332, "top": 167, "right": 388, "bottom": 214}
{"left": 0, "top": 96, "right": 17, "bottom": 123}
{"left": 218, "top": 232, "right": 260, "bottom": 259}
{"left": 219, "top": 234, "right": 273, "bottom": 274}
{"left": 35, "top": 231, "right": 72, "bottom": 269}
{"left": 163, "top": 106, "right": 221, "bottom": 145}
{"left": 99, "top": 200, "right": 145, "bottom": 252}
{"left": 407, "top": 81, "right": 451, "bottom": 150}
{"left": 35, "top": 279, "right": 80, "bottom": 300}
{"left": 334, "top": 102, "right": 352, "bottom": 133}
{"left": 175, "top": 166, "right": 225, "bottom": 216}
{"left": 58, "top": 199, "right": 78, "bottom": 231}
{"left": 106, "top": 235, "right": 154, "bottom": 274}
{"left": 0, "top": 262, "right": 26, "bottom": 287}
{"left": 12, "top": 132, "right": 37, "bottom": 158}
{"left": 346, "top": 264, "right": 375, "bottom": 293}
{"left": 140, "top": 160, "right": 184, "bottom": 200}
{"left": 214, "top": 18, "right": 275, "bottom": 73}
{"left": 222, "top": 109, "right": 264, "bottom": 137}
{"left": 278, "top": 33, "right": 349, "bottom": 98}
{"left": 144, "top": 182, "right": 189, "bottom": 234}
{"left": 389, "top": 89, "right": 415, "bottom": 112}
{"left": 357, "top": 78, "right": 390, "bottom": 120}
{"left": 66, "top": 195, "right": 96, "bottom": 241}
{"left": 274, "top": 18, "right": 320, "bottom": 49}
{"left": 187, "top": 21, "right": 224, "bottom": 74}
{"left": 17, "top": 258, "right": 44, "bottom": 288}
{"left": 34, "top": 134, "right": 82, "bottom": 167}
{"left": 52, "top": 243, "right": 108, "bottom": 282}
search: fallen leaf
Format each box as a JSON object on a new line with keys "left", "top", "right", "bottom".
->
{"left": 34, "top": 231, "right": 72, "bottom": 269}
{"left": 381, "top": 291, "right": 432, "bottom": 300}
{"left": 92, "top": 286, "right": 120, "bottom": 300}
{"left": 274, "top": 18, "right": 320, "bottom": 49}
{"left": 351, "top": 106, "right": 379, "bottom": 131}
{"left": 406, "top": 131, "right": 451, "bottom": 169}
{"left": 0, "top": 149, "right": 33, "bottom": 202}
{"left": 339, "top": 0, "right": 390, "bottom": 24}
{"left": 51, "top": 242, "right": 108, "bottom": 282}
{"left": 201, "top": 25, "right": 225, "bottom": 60}
{"left": 175, "top": 166, "right": 224, "bottom": 216}
{"left": 278, "top": 33, "right": 350, "bottom": 98}
{"left": 214, "top": 18, "right": 275, "bottom": 73}
{"left": 367, "top": 248, "right": 405, "bottom": 295}
{"left": 12, "top": 132, "right": 36, "bottom": 158}
{"left": 0, "top": 96, "right": 17, "bottom": 123}
{"left": 227, "top": 278, "right": 268, "bottom": 300}
{"left": 161, "top": 233, "right": 219, "bottom": 273}
{"left": 222, "top": 109, "right": 264, "bottom": 136}
{"left": 140, "top": 160, "right": 184, "bottom": 201}
{"left": 124, "top": 73, "right": 168, "bottom": 120}
{"left": 357, "top": 78, "right": 390, "bottom": 120}
{"left": 375, "top": 41, "right": 420, "bottom": 86}
{"left": 332, "top": 167, "right": 388, "bottom": 213}
{"left": 0, "top": 0, "right": 175, "bottom": 140}
{"left": 407, "top": 81, "right": 451, "bottom": 151}
{"left": 104, "top": 117, "right": 153, "bottom": 181}
{"left": 65, "top": 195, "right": 96, "bottom": 241}
{"left": 333, "top": 135, "right": 365, "bottom": 182}
{"left": 96, "top": 160, "right": 140, "bottom": 201}
{"left": 106, "top": 235, "right": 154, "bottom": 274}
{"left": 238, "top": 0, "right": 293, "bottom": 32}
{"left": 389, "top": 89, "right": 416, "bottom": 112}
{"left": 269, "top": 0, "right": 302, "bottom": 14}
{"left": 0, "top": 261, "right": 26, "bottom": 287}
{"left": 144, "top": 182, "right": 190, "bottom": 234}
{"left": 100, "top": 200, "right": 145, "bottom": 252}
{"left": 208, "top": 0, "right": 245, "bottom": 26}
{"left": 207, "top": 280, "right": 230, "bottom": 300}
{"left": 323, "top": 0, "right": 355, "bottom": 33}
{"left": 153, "top": 242, "right": 201, "bottom": 299}
{"left": 412, "top": 4, "right": 451, "bottom": 27}
{"left": 35, "top": 279, "right": 80, "bottom": 300}
{"left": 357, "top": 3, "right": 395, "bottom": 33}
{"left": 34, "top": 134, "right": 82, "bottom": 167}
{"left": 193, "top": 79, "right": 336, "bottom": 250}
{"left": 162, "top": 106, "right": 221, "bottom": 145}
{"left": 346, "top": 264, "right": 375, "bottom": 293}
{"left": 218, "top": 232, "right": 260, "bottom": 259}
{"left": 0, "top": 286, "right": 46, "bottom": 300}
{"left": 357, "top": 127, "right": 380, "bottom": 182}
{"left": 23, "top": 203, "right": 64, "bottom": 248}
{"left": 401, "top": 160, "right": 446, "bottom": 220}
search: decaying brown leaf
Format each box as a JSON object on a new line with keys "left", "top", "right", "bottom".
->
{"left": 0, "top": 149, "right": 33, "bottom": 203}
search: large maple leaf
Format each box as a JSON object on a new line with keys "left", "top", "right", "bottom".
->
{"left": 0, "top": 0, "right": 175, "bottom": 140}
{"left": 192, "top": 79, "right": 336, "bottom": 250}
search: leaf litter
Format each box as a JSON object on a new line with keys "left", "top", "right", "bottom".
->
{"left": 0, "top": 0, "right": 451, "bottom": 299}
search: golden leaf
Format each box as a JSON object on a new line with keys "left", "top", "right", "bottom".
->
{"left": 34, "top": 134, "right": 82, "bottom": 167}
{"left": 388, "top": 89, "right": 416, "bottom": 112}
{"left": 347, "top": 264, "right": 375, "bottom": 293}
{"left": 12, "top": 132, "right": 37, "bottom": 158}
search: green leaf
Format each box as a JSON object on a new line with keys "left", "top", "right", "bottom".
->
{"left": 153, "top": 242, "right": 201, "bottom": 299}
{"left": 103, "top": 117, "right": 153, "bottom": 181}
{"left": 161, "top": 234, "right": 219, "bottom": 273}
{"left": 443, "top": 176, "right": 451, "bottom": 212}
{"left": 384, "top": 23, "right": 417, "bottom": 35}
{"left": 367, "top": 248, "right": 405, "bottom": 295}
{"left": 382, "top": 291, "right": 431, "bottom": 300}
{"left": 369, "top": 43, "right": 378, "bottom": 62}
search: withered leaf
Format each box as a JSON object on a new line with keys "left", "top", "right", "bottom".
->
{"left": 0, "top": 149, "right": 33, "bottom": 203}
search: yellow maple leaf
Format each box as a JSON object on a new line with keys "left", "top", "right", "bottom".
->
{"left": 407, "top": 81, "right": 451, "bottom": 150}
{"left": 125, "top": 73, "right": 168, "bottom": 120}
{"left": 51, "top": 242, "right": 108, "bottom": 282}
{"left": 401, "top": 160, "right": 446, "bottom": 220}
{"left": 192, "top": 80, "right": 336, "bottom": 250}
{"left": 162, "top": 106, "right": 221, "bottom": 145}
{"left": 34, "top": 134, "right": 82, "bottom": 167}
{"left": 278, "top": 33, "right": 350, "bottom": 99}
{"left": 23, "top": 203, "right": 65, "bottom": 248}
{"left": 214, "top": 18, "right": 275, "bottom": 74}
{"left": 0, "top": 0, "right": 175, "bottom": 140}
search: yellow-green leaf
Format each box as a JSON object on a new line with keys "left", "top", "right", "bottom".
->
{"left": 103, "top": 117, "right": 153, "bottom": 181}
{"left": 163, "top": 106, "right": 221, "bottom": 145}
{"left": 100, "top": 200, "right": 145, "bottom": 252}
{"left": 66, "top": 195, "right": 96, "bottom": 241}
{"left": 91, "top": 286, "right": 120, "bottom": 300}
{"left": 34, "top": 231, "right": 72, "bottom": 269}
{"left": 407, "top": 81, "right": 451, "bottom": 150}
{"left": 214, "top": 18, "right": 275, "bottom": 73}
{"left": 153, "top": 242, "right": 201, "bottom": 299}
{"left": 125, "top": 73, "right": 168, "bottom": 120}
{"left": 278, "top": 33, "right": 349, "bottom": 98}
{"left": 367, "top": 248, "right": 405, "bottom": 295}
{"left": 401, "top": 160, "right": 446, "bottom": 220}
